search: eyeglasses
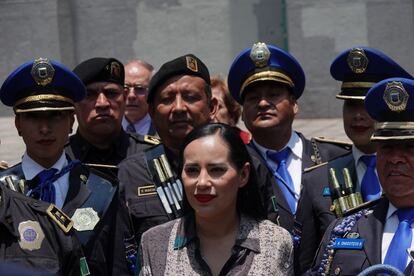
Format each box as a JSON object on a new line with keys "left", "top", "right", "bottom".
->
{"left": 123, "top": 84, "right": 148, "bottom": 95}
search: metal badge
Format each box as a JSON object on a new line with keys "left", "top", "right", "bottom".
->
{"left": 109, "top": 61, "right": 121, "bottom": 79}
{"left": 347, "top": 48, "right": 368, "bottom": 74}
{"left": 345, "top": 232, "right": 360, "bottom": 239}
{"left": 250, "top": 42, "right": 270, "bottom": 68}
{"left": 31, "top": 58, "right": 55, "bottom": 86}
{"left": 71, "top": 207, "right": 100, "bottom": 231}
{"left": 383, "top": 81, "right": 409, "bottom": 112}
{"left": 186, "top": 56, "right": 198, "bottom": 72}
{"left": 18, "top": 220, "right": 45, "bottom": 251}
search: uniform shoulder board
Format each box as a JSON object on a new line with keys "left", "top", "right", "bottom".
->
{"left": 313, "top": 136, "right": 352, "bottom": 149}
{"left": 144, "top": 135, "right": 161, "bottom": 145}
{"left": 304, "top": 161, "right": 328, "bottom": 173}
{"left": 46, "top": 204, "right": 74, "bottom": 233}
{"left": 342, "top": 195, "right": 383, "bottom": 217}
{"left": 0, "top": 161, "right": 9, "bottom": 170}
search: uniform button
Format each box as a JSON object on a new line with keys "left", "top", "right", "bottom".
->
{"left": 284, "top": 262, "right": 290, "bottom": 269}
{"left": 334, "top": 266, "right": 341, "bottom": 275}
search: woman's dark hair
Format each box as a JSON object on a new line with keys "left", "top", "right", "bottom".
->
{"left": 178, "top": 123, "right": 266, "bottom": 220}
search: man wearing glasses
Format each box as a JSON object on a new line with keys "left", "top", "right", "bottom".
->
{"left": 122, "top": 60, "right": 157, "bottom": 136}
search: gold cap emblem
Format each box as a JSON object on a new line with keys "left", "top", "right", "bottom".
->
{"left": 31, "top": 58, "right": 55, "bottom": 86}
{"left": 108, "top": 61, "right": 121, "bottom": 78}
{"left": 347, "top": 48, "right": 369, "bottom": 74}
{"left": 18, "top": 220, "right": 45, "bottom": 251}
{"left": 250, "top": 42, "right": 270, "bottom": 68}
{"left": 383, "top": 81, "right": 409, "bottom": 112}
{"left": 186, "top": 56, "right": 198, "bottom": 72}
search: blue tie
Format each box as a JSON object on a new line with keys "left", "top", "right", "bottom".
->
{"left": 126, "top": 123, "right": 136, "bottom": 133}
{"left": 31, "top": 168, "right": 58, "bottom": 203}
{"left": 267, "top": 148, "right": 296, "bottom": 213}
{"left": 360, "top": 155, "right": 381, "bottom": 202}
{"left": 384, "top": 208, "right": 414, "bottom": 272}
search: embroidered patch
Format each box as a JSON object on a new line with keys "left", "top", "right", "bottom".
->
{"left": 138, "top": 185, "right": 157, "bottom": 196}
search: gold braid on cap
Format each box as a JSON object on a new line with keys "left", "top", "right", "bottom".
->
{"left": 240, "top": 71, "right": 294, "bottom": 96}
{"left": 375, "top": 121, "right": 414, "bottom": 130}
{"left": 341, "top": 82, "right": 376, "bottom": 89}
{"left": 14, "top": 94, "right": 74, "bottom": 107}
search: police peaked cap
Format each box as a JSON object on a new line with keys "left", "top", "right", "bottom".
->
{"left": 0, "top": 58, "right": 86, "bottom": 113}
{"left": 227, "top": 42, "right": 305, "bottom": 104}
{"left": 331, "top": 47, "right": 413, "bottom": 100}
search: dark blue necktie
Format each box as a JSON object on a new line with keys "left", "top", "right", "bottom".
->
{"left": 31, "top": 168, "right": 58, "bottom": 203}
{"left": 126, "top": 123, "right": 136, "bottom": 133}
{"left": 360, "top": 155, "right": 381, "bottom": 202}
{"left": 267, "top": 148, "right": 296, "bottom": 213}
{"left": 384, "top": 208, "right": 414, "bottom": 272}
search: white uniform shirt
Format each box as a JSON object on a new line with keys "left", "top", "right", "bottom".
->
{"left": 381, "top": 203, "right": 414, "bottom": 266}
{"left": 22, "top": 152, "right": 70, "bottom": 208}
{"left": 122, "top": 114, "right": 152, "bottom": 135}
{"left": 253, "top": 131, "right": 303, "bottom": 209}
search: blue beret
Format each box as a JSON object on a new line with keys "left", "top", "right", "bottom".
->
{"left": 0, "top": 58, "right": 86, "bottom": 113}
{"left": 365, "top": 77, "right": 414, "bottom": 140}
{"left": 331, "top": 47, "right": 412, "bottom": 100}
{"left": 227, "top": 42, "right": 305, "bottom": 104}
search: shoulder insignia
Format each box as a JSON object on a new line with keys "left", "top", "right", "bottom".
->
{"left": 313, "top": 136, "right": 352, "bottom": 147}
{"left": 0, "top": 161, "right": 8, "bottom": 170}
{"left": 138, "top": 184, "right": 157, "bottom": 196}
{"left": 304, "top": 161, "right": 328, "bottom": 173}
{"left": 144, "top": 135, "right": 161, "bottom": 145}
{"left": 46, "top": 204, "right": 73, "bottom": 233}
{"left": 342, "top": 195, "right": 383, "bottom": 217}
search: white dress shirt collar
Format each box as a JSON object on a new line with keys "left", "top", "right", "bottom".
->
{"left": 253, "top": 131, "right": 303, "bottom": 161}
{"left": 22, "top": 152, "right": 67, "bottom": 180}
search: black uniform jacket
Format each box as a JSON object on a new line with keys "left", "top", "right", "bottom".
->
{"left": 296, "top": 152, "right": 356, "bottom": 274}
{"left": 0, "top": 162, "right": 132, "bottom": 276}
{"left": 248, "top": 132, "right": 350, "bottom": 233}
{"left": 0, "top": 184, "right": 83, "bottom": 275}
{"left": 309, "top": 198, "right": 413, "bottom": 275}
{"left": 117, "top": 144, "right": 177, "bottom": 244}
{"left": 66, "top": 129, "right": 155, "bottom": 178}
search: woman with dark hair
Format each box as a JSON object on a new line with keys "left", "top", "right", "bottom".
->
{"left": 139, "top": 123, "right": 293, "bottom": 275}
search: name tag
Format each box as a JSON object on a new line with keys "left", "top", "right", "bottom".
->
{"left": 333, "top": 238, "right": 364, "bottom": 249}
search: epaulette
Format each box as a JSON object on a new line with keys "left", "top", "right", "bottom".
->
{"left": 304, "top": 161, "right": 328, "bottom": 173}
{"left": 46, "top": 204, "right": 74, "bottom": 233}
{"left": 0, "top": 161, "right": 9, "bottom": 170}
{"left": 144, "top": 135, "right": 161, "bottom": 145}
{"left": 313, "top": 136, "right": 352, "bottom": 149}
{"left": 342, "top": 195, "right": 383, "bottom": 217}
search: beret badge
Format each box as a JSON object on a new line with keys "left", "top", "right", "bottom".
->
{"left": 31, "top": 58, "right": 55, "bottom": 86}
{"left": 186, "top": 56, "right": 198, "bottom": 72}
{"left": 347, "top": 48, "right": 369, "bottom": 74}
{"left": 250, "top": 42, "right": 270, "bottom": 68}
{"left": 383, "top": 81, "right": 409, "bottom": 112}
{"left": 107, "top": 61, "right": 121, "bottom": 79}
